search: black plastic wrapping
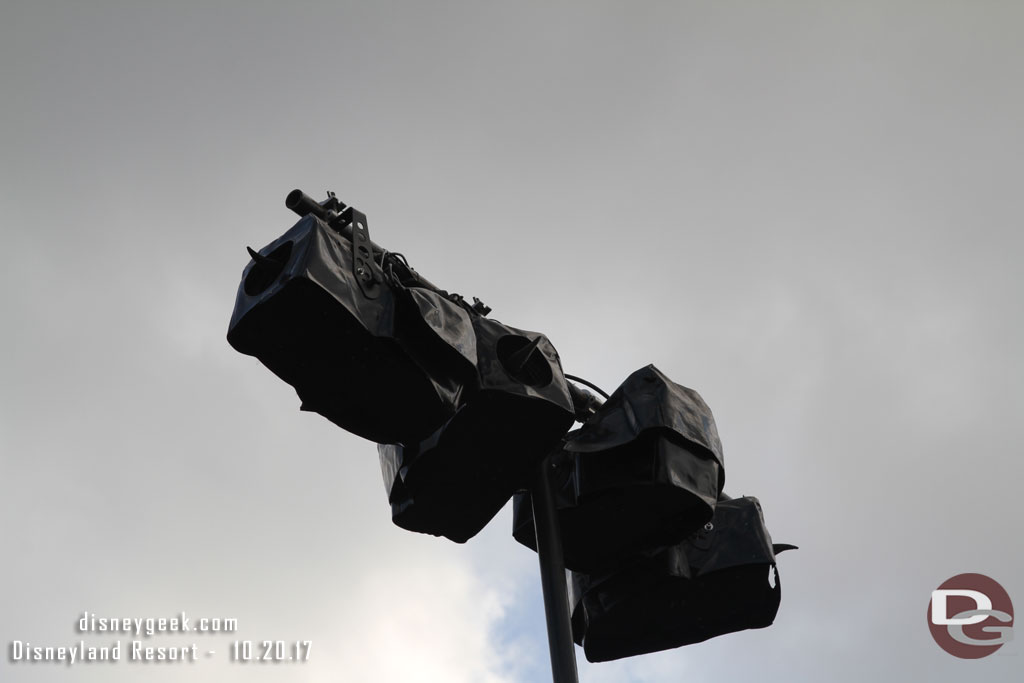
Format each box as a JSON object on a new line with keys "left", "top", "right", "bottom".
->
{"left": 568, "top": 496, "right": 794, "bottom": 662}
{"left": 227, "top": 216, "right": 468, "bottom": 445}
{"left": 513, "top": 365, "right": 724, "bottom": 572}
{"left": 379, "top": 315, "right": 576, "bottom": 543}
{"left": 229, "top": 214, "right": 578, "bottom": 543}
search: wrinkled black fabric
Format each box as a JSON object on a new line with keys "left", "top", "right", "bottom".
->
{"left": 568, "top": 496, "right": 793, "bottom": 662}
{"left": 228, "top": 216, "right": 468, "bottom": 444}
{"left": 229, "top": 215, "right": 577, "bottom": 543}
{"left": 399, "top": 287, "right": 477, "bottom": 368}
{"left": 567, "top": 365, "right": 723, "bottom": 468}
{"left": 513, "top": 365, "right": 723, "bottom": 572}
{"left": 379, "top": 315, "right": 575, "bottom": 543}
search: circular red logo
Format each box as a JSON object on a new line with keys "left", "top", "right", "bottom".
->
{"left": 928, "top": 573, "right": 1014, "bottom": 658}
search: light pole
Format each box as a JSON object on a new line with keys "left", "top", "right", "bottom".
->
{"left": 227, "top": 189, "right": 794, "bottom": 682}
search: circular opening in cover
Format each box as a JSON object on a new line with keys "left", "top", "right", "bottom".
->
{"left": 496, "top": 334, "right": 553, "bottom": 387}
{"left": 244, "top": 241, "right": 293, "bottom": 296}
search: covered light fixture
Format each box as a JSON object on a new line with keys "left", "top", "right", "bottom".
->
{"left": 227, "top": 214, "right": 471, "bottom": 445}
{"left": 513, "top": 364, "right": 724, "bottom": 572}
{"left": 568, "top": 495, "right": 797, "bottom": 662}
{"left": 379, "top": 315, "right": 576, "bottom": 543}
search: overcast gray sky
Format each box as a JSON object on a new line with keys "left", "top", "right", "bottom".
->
{"left": 2, "top": 2, "right": 1022, "bottom": 682}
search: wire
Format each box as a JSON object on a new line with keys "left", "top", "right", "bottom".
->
{"left": 564, "top": 374, "right": 610, "bottom": 400}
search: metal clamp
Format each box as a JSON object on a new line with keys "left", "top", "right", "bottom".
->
{"left": 342, "top": 206, "right": 382, "bottom": 299}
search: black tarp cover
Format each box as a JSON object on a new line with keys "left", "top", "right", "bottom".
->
{"left": 229, "top": 215, "right": 577, "bottom": 543}
{"left": 513, "top": 365, "right": 724, "bottom": 572}
{"left": 227, "top": 216, "right": 467, "bottom": 444}
{"left": 567, "top": 364, "right": 724, "bottom": 466}
{"left": 568, "top": 495, "right": 794, "bottom": 662}
{"left": 379, "top": 314, "right": 575, "bottom": 543}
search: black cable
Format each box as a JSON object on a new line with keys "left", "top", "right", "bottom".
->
{"left": 564, "top": 373, "right": 610, "bottom": 400}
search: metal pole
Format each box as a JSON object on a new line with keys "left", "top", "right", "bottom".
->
{"left": 530, "top": 454, "right": 580, "bottom": 683}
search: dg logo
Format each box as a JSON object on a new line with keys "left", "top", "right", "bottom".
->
{"left": 928, "top": 573, "right": 1014, "bottom": 658}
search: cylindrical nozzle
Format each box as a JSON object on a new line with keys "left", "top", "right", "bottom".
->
{"left": 286, "top": 189, "right": 334, "bottom": 222}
